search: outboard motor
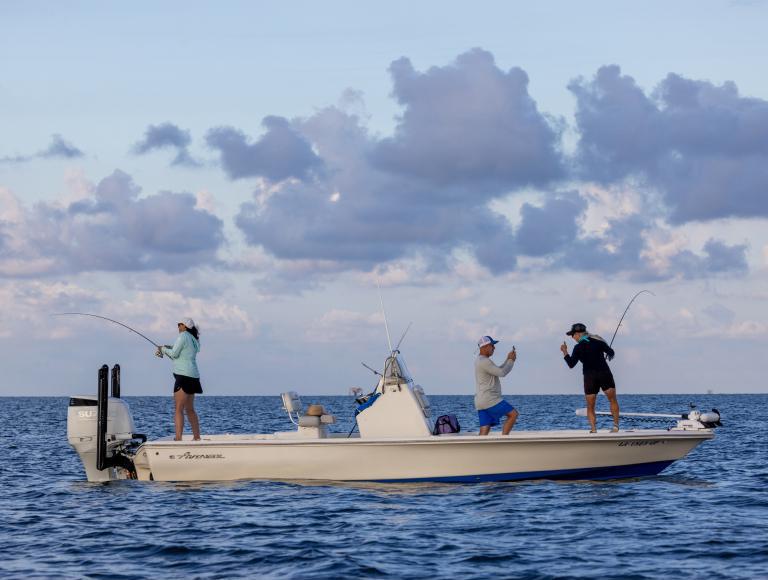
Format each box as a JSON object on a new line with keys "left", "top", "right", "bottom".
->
{"left": 67, "top": 365, "right": 144, "bottom": 482}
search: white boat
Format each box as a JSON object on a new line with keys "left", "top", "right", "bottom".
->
{"left": 67, "top": 352, "right": 720, "bottom": 483}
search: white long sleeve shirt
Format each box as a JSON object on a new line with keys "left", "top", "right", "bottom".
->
{"left": 474, "top": 355, "right": 514, "bottom": 410}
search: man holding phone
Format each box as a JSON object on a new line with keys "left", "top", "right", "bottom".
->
{"left": 475, "top": 335, "right": 519, "bottom": 435}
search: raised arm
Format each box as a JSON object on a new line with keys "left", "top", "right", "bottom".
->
{"left": 563, "top": 344, "right": 580, "bottom": 369}
{"left": 478, "top": 356, "right": 515, "bottom": 377}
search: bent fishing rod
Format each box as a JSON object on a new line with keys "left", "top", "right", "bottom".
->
{"left": 608, "top": 289, "right": 655, "bottom": 348}
{"left": 52, "top": 312, "right": 161, "bottom": 348}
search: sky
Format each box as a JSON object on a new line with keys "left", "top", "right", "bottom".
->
{"left": 1, "top": 1, "right": 767, "bottom": 397}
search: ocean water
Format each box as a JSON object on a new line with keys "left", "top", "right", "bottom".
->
{"left": 0, "top": 393, "right": 766, "bottom": 580}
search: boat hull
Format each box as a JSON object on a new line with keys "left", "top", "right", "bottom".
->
{"left": 133, "top": 429, "right": 712, "bottom": 483}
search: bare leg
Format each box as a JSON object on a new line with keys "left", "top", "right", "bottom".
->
{"left": 479, "top": 425, "right": 491, "bottom": 436}
{"left": 604, "top": 388, "right": 620, "bottom": 430}
{"left": 174, "top": 390, "right": 187, "bottom": 440}
{"left": 585, "top": 394, "right": 597, "bottom": 432}
{"left": 502, "top": 409, "right": 519, "bottom": 435}
{"left": 185, "top": 394, "right": 201, "bottom": 440}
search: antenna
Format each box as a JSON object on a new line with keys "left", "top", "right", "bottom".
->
{"left": 394, "top": 322, "right": 412, "bottom": 351}
{"left": 376, "top": 278, "right": 393, "bottom": 352}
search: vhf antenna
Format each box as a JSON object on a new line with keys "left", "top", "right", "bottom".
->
{"left": 376, "top": 277, "right": 393, "bottom": 352}
{"left": 394, "top": 321, "right": 412, "bottom": 352}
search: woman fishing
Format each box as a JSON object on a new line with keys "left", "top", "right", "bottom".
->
{"left": 157, "top": 318, "right": 203, "bottom": 441}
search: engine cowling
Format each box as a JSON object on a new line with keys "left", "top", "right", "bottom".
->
{"left": 67, "top": 395, "right": 136, "bottom": 481}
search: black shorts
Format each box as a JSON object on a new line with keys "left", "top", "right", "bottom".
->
{"left": 583, "top": 371, "right": 615, "bottom": 396}
{"left": 173, "top": 373, "right": 203, "bottom": 395}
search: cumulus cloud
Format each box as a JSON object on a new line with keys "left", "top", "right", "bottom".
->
{"left": 117, "top": 290, "right": 256, "bottom": 337}
{"left": 223, "top": 52, "right": 761, "bottom": 283}
{"left": 206, "top": 116, "right": 322, "bottom": 181}
{"left": 0, "top": 170, "right": 224, "bottom": 276}
{"left": 6, "top": 50, "right": 742, "bottom": 288}
{"left": 669, "top": 239, "right": 749, "bottom": 278}
{"left": 0, "top": 281, "right": 105, "bottom": 339}
{"left": 514, "top": 192, "right": 587, "bottom": 257}
{"left": 232, "top": 104, "right": 520, "bottom": 274}
{"left": 132, "top": 122, "right": 200, "bottom": 167}
{"left": 230, "top": 49, "right": 572, "bottom": 276}
{"left": 1, "top": 134, "right": 84, "bottom": 163}
{"left": 570, "top": 65, "right": 768, "bottom": 223}
{"left": 372, "top": 48, "right": 565, "bottom": 190}
{"left": 556, "top": 214, "right": 648, "bottom": 275}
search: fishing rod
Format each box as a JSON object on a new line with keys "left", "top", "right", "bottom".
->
{"left": 609, "top": 290, "right": 655, "bottom": 348}
{"left": 52, "top": 312, "right": 161, "bottom": 348}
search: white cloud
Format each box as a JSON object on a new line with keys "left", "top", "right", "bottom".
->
{"left": 580, "top": 182, "right": 643, "bottom": 236}
{"left": 195, "top": 189, "right": 216, "bottom": 213}
{"left": 305, "top": 309, "right": 384, "bottom": 343}
{"left": 118, "top": 291, "right": 256, "bottom": 338}
{"left": 641, "top": 228, "right": 690, "bottom": 273}
{"left": 0, "top": 281, "right": 106, "bottom": 338}
{"left": 723, "top": 320, "right": 768, "bottom": 338}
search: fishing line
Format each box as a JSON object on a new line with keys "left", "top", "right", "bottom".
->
{"left": 52, "top": 312, "right": 161, "bottom": 348}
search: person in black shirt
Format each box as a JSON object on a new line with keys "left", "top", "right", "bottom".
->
{"left": 561, "top": 322, "right": 620, "bottom": 433}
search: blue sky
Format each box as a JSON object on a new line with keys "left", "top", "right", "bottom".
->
{"left": 1, "top": 1, "right": 767, "bottom": 396}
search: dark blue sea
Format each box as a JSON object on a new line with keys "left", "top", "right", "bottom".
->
{"left": 1, "top": 394, "right": 766, "bottom": 579}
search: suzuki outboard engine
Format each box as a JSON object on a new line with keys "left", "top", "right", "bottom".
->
{"left": 67, "top": 365, "right": 144, "bottom": 482}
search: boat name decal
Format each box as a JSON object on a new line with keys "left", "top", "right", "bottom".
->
{"left": 617, "top": 440, "right": 666, "bottom": 447}
{"left": 169, "top": 452, "right": 225, "bottom": 460}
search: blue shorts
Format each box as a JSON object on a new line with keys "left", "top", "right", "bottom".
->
{"left": 478, "top": 400, "right": 516, "bottom": 427}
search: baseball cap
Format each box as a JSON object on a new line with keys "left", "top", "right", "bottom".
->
{"left": 566, "top": 323, "right": 587, "bottom": 336}
{"left": 477, "top": 335, "right": 499, "bottom": 348}
{"left": 179, "top": 317, "right": 196, "bottom": 329}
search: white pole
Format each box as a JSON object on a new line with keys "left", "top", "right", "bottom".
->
{"left": 376, "top": 278, "right": 393, "bottom": 352}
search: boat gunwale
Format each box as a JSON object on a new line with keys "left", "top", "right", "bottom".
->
{"left": 138, "top": 428, "right": 714, "bottom": 449}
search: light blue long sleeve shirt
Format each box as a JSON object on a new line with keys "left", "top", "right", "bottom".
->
{"left": 162, "top": 332, "right": 200, "bottom": 378}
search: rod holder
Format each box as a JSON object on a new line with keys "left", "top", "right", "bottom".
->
{"left": 96, "top": 364, "right": 109, "bottom": 471}
{"left": 111, "top": 364, "right": 121, "bottom": 399}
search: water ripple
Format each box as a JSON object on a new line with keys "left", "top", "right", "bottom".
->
{"left": 0, "top": 394, "right": 765, "bottom": 579}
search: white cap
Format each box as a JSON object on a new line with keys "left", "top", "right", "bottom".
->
{"left": 179, "top": 317, "right": 196, "bottom": 329}
{"left": 477, "top": 335, "right": 499, "bottom": 348}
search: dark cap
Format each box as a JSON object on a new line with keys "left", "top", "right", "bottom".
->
{"left": 566, "top": 323, "right": 587, "bottom": 336}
